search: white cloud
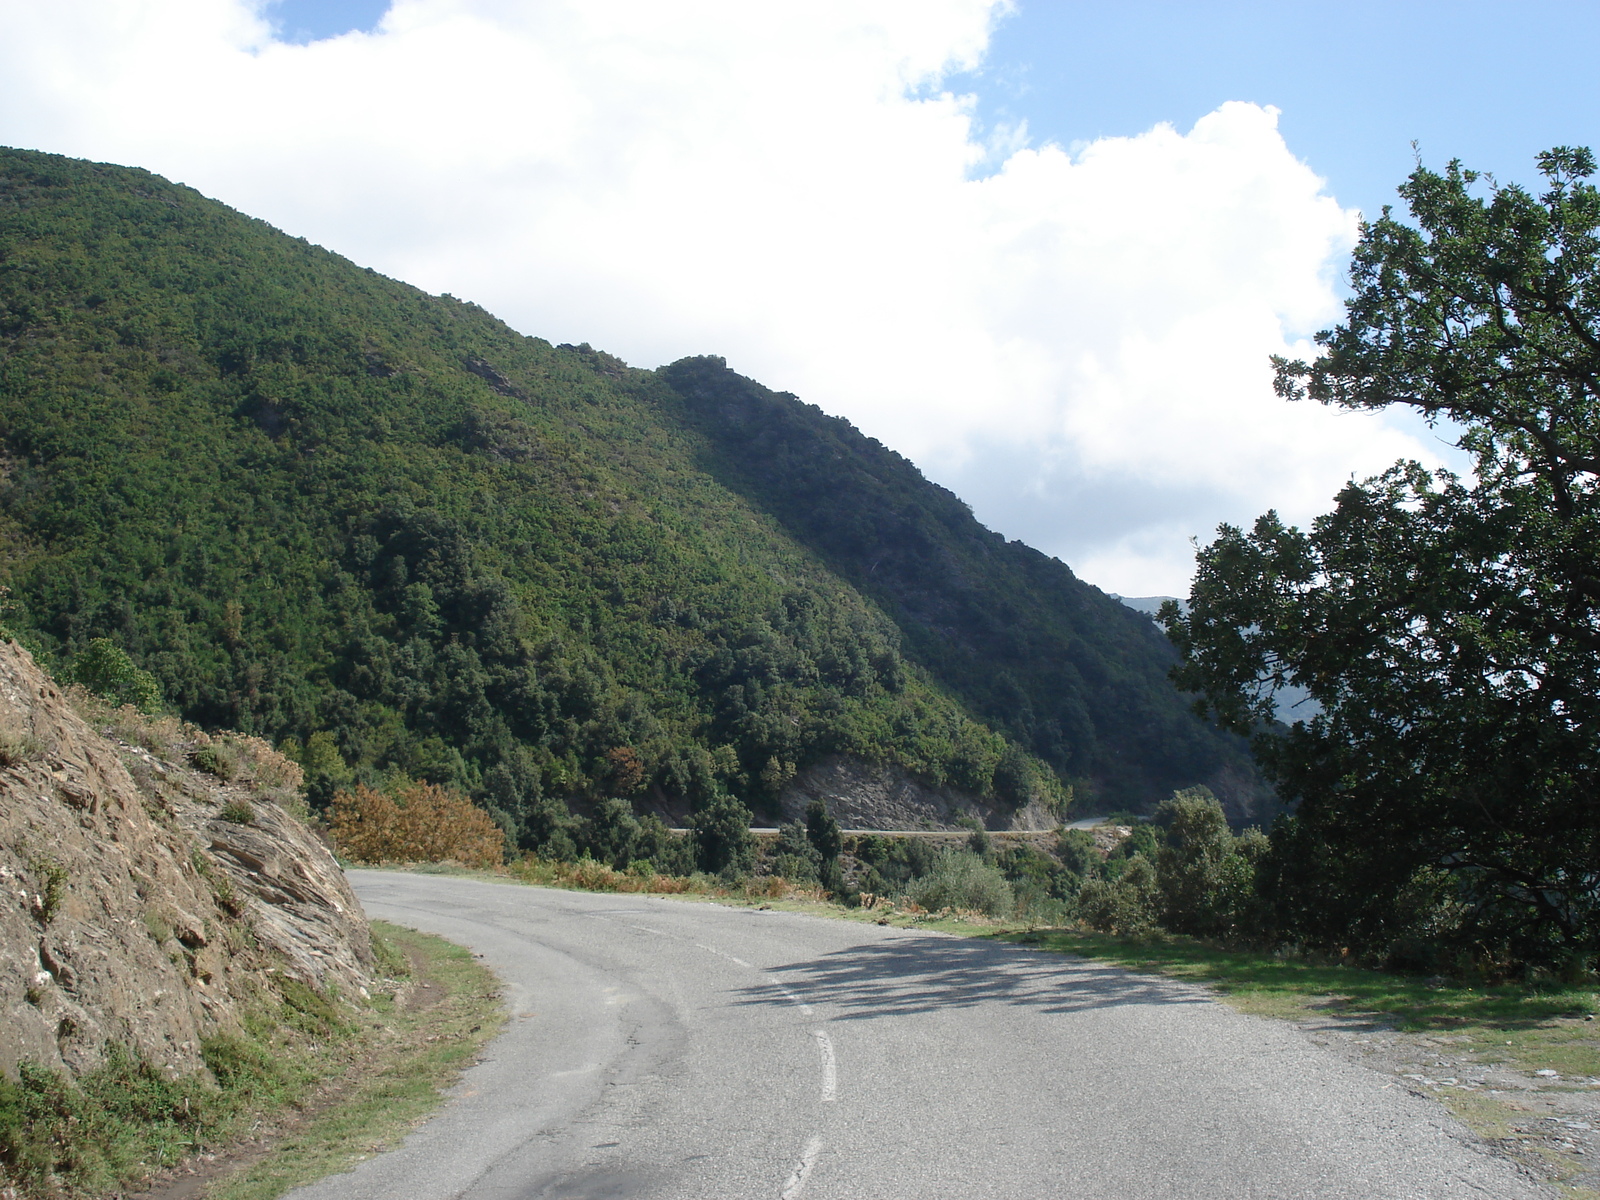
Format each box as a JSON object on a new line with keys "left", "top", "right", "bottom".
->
{"left": 0, "top": 0, "right": 1443, "bottom": 594}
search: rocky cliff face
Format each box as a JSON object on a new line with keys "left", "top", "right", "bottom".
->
{"left": 0, "top": 641, "right": 373, "bottom": 1082}
{"left": 778, "top": 755, "right": 1059, "bottom": 831}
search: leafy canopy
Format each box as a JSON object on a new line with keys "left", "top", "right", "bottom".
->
{"left": 1164, "top": 147, "right": 1600, "bottom": 969}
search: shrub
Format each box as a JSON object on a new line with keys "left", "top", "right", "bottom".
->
{"left": 1151, "top": 787, "right": 1272, "bottom": 943}
{"left": 630, "top": 813, "right": 694, "bottom": 875}
{"left": 906, "top": 849, "right": 1014, "bottom": 916}
{"left": 67, "top": 638, "right": 161, "bottom": 712}
{"left": 581, "top": 797, "right": 641, "bottom": 868}
{"left": 691, "top": 795, "right": 755, "bottom": 877}
{"left": 0, "top": 726, "right": 41, "bottom": 767}
{"left": 772, "top": 820, "right": 821, "bottom": 881}
{"left": 328, "top": 781, "right": 505, "bottom": 869}
{"left": 521, "top": 794, "right": 580, "bottom": 860}
{"left": 852, "top": 834, "right": 938, "bottom": 892}
{"left": 1079, "top": 854, "right": 1159, "bottom": 936}
{"left": 1055, "top": 827, "right": 1098, "bottom": 877}
{"left": 218, "top": 800, "right": 256, "bottom": 825}
{"left": 190, "top": 743, "right": 236, "bottom": 780}
{"left": 29, "top": 857, "right": 68, "bottom": 924}
{"left": 805, "top": 800, "right": 842, "bottom": 863}
{"left": 225, "top": 734, "right": 305, "bottom": 791}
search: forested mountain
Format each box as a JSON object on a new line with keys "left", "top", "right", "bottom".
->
{"left": 655, "top": 361, "right": 1263, "bottom": 812}
{"left": 0, "top": 146, "right": 1266, "bottom": 836}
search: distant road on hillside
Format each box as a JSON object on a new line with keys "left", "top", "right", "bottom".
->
{"left": 287, "top": 873, "right": 1545, "bottom": 1200}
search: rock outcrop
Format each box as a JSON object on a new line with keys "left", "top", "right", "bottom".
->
{"left": 0, "top": 641, "right": 373, "bottom": 1082}
{"left": 777, "top": 754, "right": 1059, "bottom": 831}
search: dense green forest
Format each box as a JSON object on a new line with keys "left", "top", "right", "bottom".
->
{"left": 656, "top": 358, "right": 1265, "bottom": 812}
{"left": 0, "top": 146, "right": 1264, "bottom": 839}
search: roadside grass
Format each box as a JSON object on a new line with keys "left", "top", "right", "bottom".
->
{"left": 0, "top": 921, "right": 497, "bottom": 1200}
{"left": 206, "top": 921, "right": 503, "bottom": 1200}
{"left": 998, "top": 927, "right": 1598, "bottom": 1039}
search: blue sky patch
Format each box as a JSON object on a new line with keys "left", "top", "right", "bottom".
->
{"left": 268, "top": 0, "right": 390, "bottom": 44}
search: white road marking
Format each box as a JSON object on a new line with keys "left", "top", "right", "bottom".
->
{"left": 813, "top": 1030, "right": 837, "bottom": 1102}
{"left": 779, "top": 1136, "right": 824, "bottom": 1200}
{"left": 695, "top": 942, "right": 753, "bottom": 968}
{"left": 777, "top": 984, "right": 815, "bottom": 1015}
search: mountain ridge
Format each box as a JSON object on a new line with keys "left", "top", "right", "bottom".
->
{"left": 0, "top": 145, "right": 1267, "bottom": 831}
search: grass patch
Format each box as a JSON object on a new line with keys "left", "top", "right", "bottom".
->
{"left": 0, "top": 922, "right": 501, "bottom": 1200}
{"left": 207, "top": 921, "right": 503, "bottom": 1200}
{"left": 996, "top": 928, "right": 1598, "bottom": 1035}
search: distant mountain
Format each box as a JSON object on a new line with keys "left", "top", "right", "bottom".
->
{"left": 0, "top": 146, "right": 1270, "bottom": 833}
{"left": 1113, "top": 595, "right": 1181, "bottom": 617}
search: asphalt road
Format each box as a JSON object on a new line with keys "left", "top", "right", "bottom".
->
{"left": 284, "top": 872, "right": 1549, "bottom": 1199}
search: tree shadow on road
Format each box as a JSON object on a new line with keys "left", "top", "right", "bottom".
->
{"left": 734, "top": 935, "right": 1213, "bottom": 1022}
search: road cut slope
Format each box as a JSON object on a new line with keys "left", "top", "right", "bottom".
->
{"left": 288, "top": 873, "right": 1548, "bottom": 1199}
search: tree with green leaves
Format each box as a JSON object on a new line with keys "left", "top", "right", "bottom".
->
{"left": 68, "top": 639, "right": 161, "bottom": 713}
{"left": 691, "top": 796, "right": 755, "bottom": 878}
{"left": 1164, "top": 147, "right": 1600, "bottom": 972}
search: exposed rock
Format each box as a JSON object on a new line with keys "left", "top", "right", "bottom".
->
{"left": 777, "top": 754, "right": 1058, "bottom": 831}
{"left": 0, "top": 641, "right": 372, "bottom": 1082}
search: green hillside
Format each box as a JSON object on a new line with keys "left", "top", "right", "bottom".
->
{"left": 0, "top": 146, "right": 1263, "bottom": 834}
{"left": 656, "top": 359, "right": 1262, "bottom": 810}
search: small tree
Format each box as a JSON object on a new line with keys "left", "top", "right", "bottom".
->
{"left": 69, "top": 638, "right": 160, "bottom": 712}
{"left": 1055, "top": 828, "right": 1098, "bottom": 878}
{"left": 772, "top": 820, "right": 822, "bottom": 881}
{"left": 1078, "top": 855, "right": 1158, "bottom": 937}
{"left": 582, "top": 797, "right": 641, "bottom": 868}
{"left": 691, "top": 796, "right": 755, "bottom": 877}
{"left": 1151, "top": 787, "right": 1268, "bottom": 942}
{"left": 804, "top": 799, "right": 843, "bottom": 891}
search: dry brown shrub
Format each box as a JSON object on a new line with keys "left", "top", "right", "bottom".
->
{"left": 329, "top": 781, "right": 504, "bottom": 869}
{"left": 220, "top": 733, "right": 305, "bottom": 790}
{"left": 67, "top": 685, "right": 196, "bottom": 759}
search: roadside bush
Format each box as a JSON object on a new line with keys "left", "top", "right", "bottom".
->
{"left": 190, "top": 743, "right": 236, "bottom": 780}
{"left": 521, "top": 793, "right": 580, "bottom": 861}
{"left": 631, "top": 813, "right": 694, "bottom": 875}
{"left": 771, "top": 819, "right": 822, "bottom": 882}
{"left": 328, "top": 781, "right": 505, "bottom": 868}
{"left": 581, "top": 797, "right": 641, "bottom": 868}
{"left": 1151, "top": 787, "right": 1271, "bottom": 943}
{"left": 1079, "top": 854, "right": 1159, "bottom": 936}
{"left": 1055, "top": 828, "right": 1098, "bottom": 878}
{"left": 906, "top": 849, "right": 1013, "bottom": 917}
{"left": 691, "top": 795, "right": 755, "bottom": 877}
{"left": 1107, "top": 821, "right": 1161, "bottom": 863}
{"left": 852, "top": 834, "right": 938, "bottom": 893}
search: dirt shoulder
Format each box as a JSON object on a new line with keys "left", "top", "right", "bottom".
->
{"left": 124, "top": 921, "right": 503, "bottom": 1200}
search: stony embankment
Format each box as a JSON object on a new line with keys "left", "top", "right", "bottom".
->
{"left": 0, "top": 640, "right": 373, "bottom": 1083}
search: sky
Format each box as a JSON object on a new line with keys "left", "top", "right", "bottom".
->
{"left": 0, "top": 1, "right": 1595, "bottom": 596}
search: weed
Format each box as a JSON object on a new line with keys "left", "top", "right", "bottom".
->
{"left": 191, "top": 744, "right": 236, "bottom": 780}
{"left": 28, "top": 857, "right": 68, "bottom": 924}
{"left": 143, "top": 908, "right": 174, "bottom": 945}
{"left": 218, "top": 799, "right": 256, "bottom": 825}
{"left": 370, "top": 929, "right": 413, "bottom": 980}
{"left": 273, "top": 973, "right": 352, "bottom": 1038}
{"left": 191, "top": 849, "right": 245, "bottom": 917}
{"left": 0, "top": 727, "right": 41, "bottom": 767}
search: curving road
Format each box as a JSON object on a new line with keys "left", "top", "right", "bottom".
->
{"left": 285, "top": 871, "right": 1549, "bottom": 1199}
